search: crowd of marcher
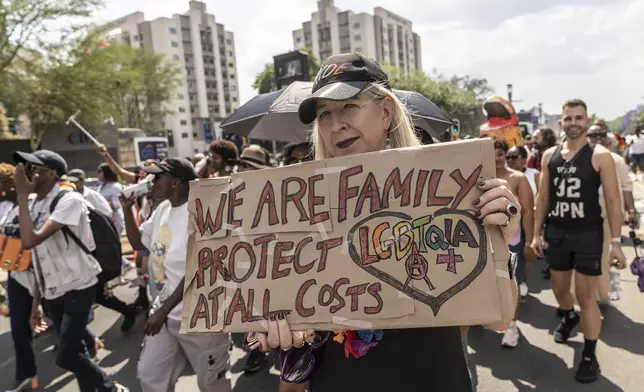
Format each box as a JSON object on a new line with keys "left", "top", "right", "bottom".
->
{"left": 0, "top": 52, "right": 640, "bottom": 392}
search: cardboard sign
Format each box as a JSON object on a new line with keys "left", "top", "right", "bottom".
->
{"left": 181, "top": 139, "right": 514, "bottom": 333}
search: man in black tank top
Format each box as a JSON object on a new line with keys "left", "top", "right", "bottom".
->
{"left": 531, "top": 99, "right": 627, "bottom": 384}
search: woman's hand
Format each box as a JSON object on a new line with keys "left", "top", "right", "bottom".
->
{"left": 475, "top": 178, "right": 521, "bottom": 244}
{"left": 246, "top": 313, "right": 315, "bottom": 352}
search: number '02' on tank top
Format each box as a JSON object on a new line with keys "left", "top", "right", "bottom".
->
{"left": 547, "top": 144, "right": 602, "bottom": 230}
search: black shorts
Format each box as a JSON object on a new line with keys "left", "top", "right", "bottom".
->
{"left": 544, "top": 225, "right": 603, "bottom": 276}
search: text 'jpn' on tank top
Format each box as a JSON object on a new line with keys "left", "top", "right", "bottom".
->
{"left": 547, "top": 143, "right": 602, "bottom": 230}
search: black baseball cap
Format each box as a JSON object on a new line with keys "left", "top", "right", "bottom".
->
{"left": 142, "top": 158, "right": 197, "bottom": 183}
{"left": 13, "top": 150, "right": 68, "bottom": 177}
{"left": 67, "top": 169, "right": 87, "bottom": 182}
{"left": 298, "top": 52, "right": 390, "bottom": 124}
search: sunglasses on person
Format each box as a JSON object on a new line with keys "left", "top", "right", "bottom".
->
{"left": 279, "top": 331, "right": 330, "bottom": 383}
{"left": 588, "top": 132, "right": 607, "bottom": 138}
{"left": 506, "top": 155, "right": 521, "bottom": 161}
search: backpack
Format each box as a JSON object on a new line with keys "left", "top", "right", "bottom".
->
{"left": 50, "top": 190, "right": 122, "bottom": 282}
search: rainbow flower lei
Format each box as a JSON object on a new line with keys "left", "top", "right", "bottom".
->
{"left": 333, "top": 330, "right": 384, "bottom": 358}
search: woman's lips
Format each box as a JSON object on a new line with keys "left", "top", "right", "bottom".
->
{"left": 336, "top": 137, "right": 359, "bottom": 149}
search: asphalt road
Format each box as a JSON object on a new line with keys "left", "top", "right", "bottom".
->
{"left": 2, "top": 182, "right": 644, "bottom": 391}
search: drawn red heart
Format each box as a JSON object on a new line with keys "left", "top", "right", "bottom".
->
{"left": 346, "top": 208, "right": 488, "bottom": 316}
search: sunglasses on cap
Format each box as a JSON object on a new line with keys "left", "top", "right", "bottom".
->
{"left": 279, "top": 332, "right": 330, "bottom": 383}
{"left": 588, "top": 132, "right": 607, "bottom": 138}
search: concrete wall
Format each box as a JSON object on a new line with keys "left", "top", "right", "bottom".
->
{"left": 40, "top": 124, "right": 119, "bottom": 175}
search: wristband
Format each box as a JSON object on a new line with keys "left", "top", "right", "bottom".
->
{"left": 611, "top": 237, "right": 621, "bottom": 244}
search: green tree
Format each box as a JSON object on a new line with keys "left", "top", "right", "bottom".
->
{"left": 252, "top": 63, "right": 276, "bottom": 94}
{"left": 0, "top": 102, "right": 13, "bottom": 139}
{"left": 1, "top": 31, "right": 182, "bottom": 146}
{"left": 384, "top": 65, "right": 488, "bottom": 137}
{"left": 0, "top": 0, "right": 102, "bottom": 73}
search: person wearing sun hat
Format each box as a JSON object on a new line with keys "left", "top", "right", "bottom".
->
{"left": 238, "top": 145, "right": 272, "bottom": 172}
{"left": 121, "top": 157, "right": 231, "bottom": 392}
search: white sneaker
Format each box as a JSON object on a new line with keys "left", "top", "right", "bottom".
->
{"left": 519, "top": 282, "right": 528, "bottom": 297}
{"left": 502, "top": 322, "right": 520, "bottom": 348}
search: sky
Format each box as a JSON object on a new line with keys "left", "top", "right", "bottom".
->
{"left": 98, "top": 0, "right": 644, "bottom": 120}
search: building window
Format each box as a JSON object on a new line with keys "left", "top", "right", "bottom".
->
{"left": 228, "top": 62, "right": 234, "bottom": 67}
{"left": 230, "top": 74, "right": 235, "bottom": 79}
{"left": 193, "top": 132, "right": 198, "bottom": 138}
{"left": 177, "top": 93, "right": 184, "bottom": 99}
{"left": 179, "top": 107, "right": 186, "bottom": 113}
{"left": 181, "top": 132, "right": 188, "bottom": 138}
{"left": 173, "top": 54, "right": 180, "bottom": 61}
{"left": 228, "top": 51, "right": 233, "bottom": 56}
{"left": 230, "top": 85, "right": 237, "bottom": 91}
{"left": 169, "top": 27, "right": 177, "bottom": 34}
{"left": 233, "top": 97, "right": 237, "bottom": 102}
{"left": 171, "top": 41, "right": 179, "bottom": 48}
{"left": 180, "top": 120, "right": 187, "bottom": 126}
{"left": 192, "top": 119, "right": 197, "bottom": 125}
{"left": 355, "top": 47, "right": 362, "bottom": 52}
{"left": 354, "top": 35, "right": 361, "bottom": 41}
{"left": 226, "top": 39, "right": 232, "bottom": 45}
{"left": 296, "top": 37, "right": 302, "bottom": 43}
{"left": 353, "top": 22, "right": 360, "bottom": 29}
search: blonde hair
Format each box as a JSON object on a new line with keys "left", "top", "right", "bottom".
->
{"left": 310, "top": 83, "right": 421, "bottom": 160}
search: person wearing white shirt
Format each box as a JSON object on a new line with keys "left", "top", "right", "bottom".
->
{"left": 67, "top": 168, "right": 138, "bottom": 335}
{"left": 587, "top": 127, "right": 636, "bottom": 302}
{"left": 627, "top": 126, "right": 644, "bottom": 177}
{"left": 1, "top": 163, "right": 40, "bottom": 392}
{"left": 12, "top": 150, "right": 128, "bottom": 392}
{"left": 122, "top": 158, "right": 230, "bottom": 392}
{"left": 67, "top": 169, "right": 113, "bottom": 217}
{"left": 97, "top": 164, "right": 125, "bottom": 235}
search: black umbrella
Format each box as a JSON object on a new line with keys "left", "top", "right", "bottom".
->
{"left": 393, "top": 90, "right": 455, "bottom": 137}
{"left": 220, "top": 82, "right": 454, "bottom": 142}
{"left": 220, "top": 82, "right": 312, "bottom": 143}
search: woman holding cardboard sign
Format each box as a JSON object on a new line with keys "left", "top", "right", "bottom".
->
{"left": 0, "top": 163, "right": 42, "bottom": 392}
{"left": 246, "top": 53, "right": 521, "bottom": 392}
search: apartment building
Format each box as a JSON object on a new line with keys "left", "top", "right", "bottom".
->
{"left": 293, "top": 0, "right": 422, "bottom": 73}
{"left": 99, "top": 1, "right": 239, "bottom": 157}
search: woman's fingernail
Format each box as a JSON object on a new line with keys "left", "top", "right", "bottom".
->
{"left": 277, "top": 312, "right": 285, "bottom": 320}
{"left": 473, "top": 198, "right": 480, "bottom": 206}
{"left": 477, "top": 181, "right": 486, "bottom": 187}
{"left": 270, "top": 314, "right": 276, "bottom": 321}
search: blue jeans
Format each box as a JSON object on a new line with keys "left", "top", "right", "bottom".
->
{"left": 7, "top": 275, "right": 37, "bottom": 381}
{"left": 509, "top": 228, "right": 526, "bottom": 284}
{"left": 44, "top": 285, "right": 116, "bottom": 392}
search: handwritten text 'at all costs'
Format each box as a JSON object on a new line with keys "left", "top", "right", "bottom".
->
{"left": 188, "top": 211, "right": 482, "bottom": 330}
{"left": 192, "top": 164, "right": 484, "bottom": 238}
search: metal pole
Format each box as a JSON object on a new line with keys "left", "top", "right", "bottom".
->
{"left": 65, "top": 110, "right": 101, "bottom": 146}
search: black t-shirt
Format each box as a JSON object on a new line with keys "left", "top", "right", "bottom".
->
{"left": 309, "top": 326, "right": 472, "bottom": 392}
{"left": 547, "top": 144, "right": 602, "bottom": 230}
